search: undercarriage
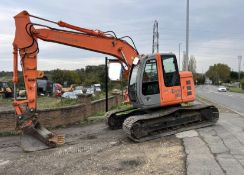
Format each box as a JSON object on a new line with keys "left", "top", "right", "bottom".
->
{"left": 106, "top": 104, "right": 219, "bottom": 142}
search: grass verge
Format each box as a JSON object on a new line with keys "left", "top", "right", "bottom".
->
{"left": 228, "top": 87, "right": 244, "bottom": 93}
{"left": 0, "top": 96, "right": 80, "bottom": 109}
{"left": 80, "top": 103, "right": 132, "bottom": 125}
{"left": 0, "top": 131, "right": 19, "bottom": 137}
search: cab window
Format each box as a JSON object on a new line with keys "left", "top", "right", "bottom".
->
{"left": 161, "top": 55, "right": 180, "bottom": 87}
{"left": 142, "top": 59, "right": 159, "bottom": 95}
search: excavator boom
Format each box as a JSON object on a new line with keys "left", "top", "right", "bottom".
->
{"left": 12, "top": 11, "right": 138, "bottom": 151}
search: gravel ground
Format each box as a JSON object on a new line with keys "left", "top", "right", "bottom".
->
{"left": 0, "top": 122, "right": 185, "bottom": 175}
{"left": 1, "top": 94, "right": 233, "bottom": 175}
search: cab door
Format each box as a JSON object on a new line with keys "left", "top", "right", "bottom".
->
{"left": 139, "top": 56, "right": 160, "bottom": 107}
{"left": 156, "top": 54, "right": 182, "bottom": 106}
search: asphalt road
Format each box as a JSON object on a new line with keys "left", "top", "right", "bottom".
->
{"left": 196, "top": 85, "right": 244, "bottom": 115}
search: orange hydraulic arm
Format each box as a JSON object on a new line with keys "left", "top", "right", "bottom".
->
{"left": 12, "top": 11, "right": 139, "bottom": 118}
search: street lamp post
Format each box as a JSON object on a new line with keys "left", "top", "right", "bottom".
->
{"left": 185, "top": 0, "right": 189, "bottom": 71}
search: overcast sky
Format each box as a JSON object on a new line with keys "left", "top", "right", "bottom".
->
{"left": 0, "top": 0, "right": 243, "bottom": 73}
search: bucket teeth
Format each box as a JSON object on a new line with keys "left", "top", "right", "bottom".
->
{"left": 48, "top": 134, "right": 65, "bottom": 145}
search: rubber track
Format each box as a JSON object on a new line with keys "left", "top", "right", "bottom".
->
{"left": 105, "top": 107, "right": 142, "bottom": 130}
{"left": 123, "top": 104, "right": 219, "bottom": 142}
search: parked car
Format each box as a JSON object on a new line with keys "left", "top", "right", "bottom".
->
{"left": 218, "top": 86, "right": 227, "bottom": 92}
{"left": 53, "top": 83, "right": 63, "bottom": 97}
{"left": 75, "top": 86, "right": 83, "bottom": 90}
{"left": 61, "top": 92, "right": 77, "bottom": 99}
{"left": 18, "top": 89, "right": 26, "bottom": 97}
{"left": 93, "top": 84, "right": 101, "bottom": 92}
{"left": 37, "top": 79, "right": 53, "bottom": 96}
{"left": 0, "top": 81, "right": 13, "bottom": 98}
{"left": 86, "top": 87, "right": 94, "bottom": 94}
{"left": 73, "top": 89, "right": 83, "bottom": 95}
{"left": 62, "top": 84, "right": 76, "bottom": 93}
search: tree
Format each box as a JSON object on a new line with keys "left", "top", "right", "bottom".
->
{"left": 188, "top": 55, "right": 196, "bottom": 73}
{"left": 51, "top": 69, "right": 81, "bottom": 86}
{"left": 193, "top": 73, "right": 205, "bottom": 85}
{"left": 82, "top": 65, "right": 105, "bottom": 86}
{"left": 230, "top": 71, "right": 244, "bottom": 81}
{"left": 182, "top": 53, "right": 197, "bottom": 73}
{"left": 241, "top": 79, "right": 244, "bottom": 90}
{"left": 230, "top": 71, "right": 239, "bottom": 80}
{"left": 76, "top": 68, "right": 86, "bottom": 83}
{"left": 206, "top": 64, "right": 231, "bottom": 84}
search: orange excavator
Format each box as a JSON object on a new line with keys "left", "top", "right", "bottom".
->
{"left": 12, "top": 11, "right": 219, "bottom": 151}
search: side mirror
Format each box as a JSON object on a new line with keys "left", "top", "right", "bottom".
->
{"left": 108, "top": 62, "right": 122, "bottom": 81}
{"left": 133, "top": 57, "right": 139, "bottom": 65}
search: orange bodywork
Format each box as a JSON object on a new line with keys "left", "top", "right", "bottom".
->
{"left": 12, "top": 11, "right": 139, "bottom": 116}
{"left": 179, "top": 71, "right": 195, "bottom": 103}
{"left": 156, "top": 53, "right": 195, "bottom": 106}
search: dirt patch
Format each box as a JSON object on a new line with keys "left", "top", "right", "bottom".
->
{"left": 86, "top": 134, "right": 97, "bottom": 140}
{"left": 0, "top": 122, "right": 185, "bottom": 175}
{"left": 120, "top": 158, "right": 145, "bottom": 168}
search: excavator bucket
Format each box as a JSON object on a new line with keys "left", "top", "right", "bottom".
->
{"left": 20, "top": 122, "right": 65, "bottom": 152}
{"left": 21, "top": 133, "right": 49, "bottom": 152}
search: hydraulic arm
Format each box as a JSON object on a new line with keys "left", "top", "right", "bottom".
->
{"left": 13, "top": 11, "right": 139, "bottom": 151}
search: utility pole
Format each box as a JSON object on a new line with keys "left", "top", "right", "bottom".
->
{"left": 152, "top": 20, "right": 159, "bottom": 53}
{"left": 185, "top": 0, "right": 189, "bottom": 70}
{"left": 105, "top": 57, "right": 108, "bottom": 112}
{"left": 238, "top": 56, "right": 242, "bottom": 88}
{"left": 178, "top": 43, "right": 182, "bottom": 71}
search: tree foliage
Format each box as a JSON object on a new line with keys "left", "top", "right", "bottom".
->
{"left": 230, "top": 71, "right": 244, "bottom": 81}
{"left": 1, "top": 63, "right": 128, "bottom": 91}
{"left": 182, "top": 53, "right": 197, "bottom": 73}
{"left": 51, "top": 69, "right": 81, "bottom": 86}
{"left": 241, "top": 79, "right": 244, "bottom": 90}
{"left": 206, "top": 63, "right": 231, "bottom": 84}
{"left": 83, "top": 65, "right": 105, "bottom": 86}
{"left": 188, "top": 55, "right": 197, "bottom": 73}
{"left": 193, "top": 73, "right": 205, "bottom": 85}
{"left": 50, "top": 65, "right": 107, "bottom": 88}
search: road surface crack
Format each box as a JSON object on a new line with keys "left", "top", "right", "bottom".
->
{"left": 198, "top": 131, "right": 226, "bottom": 175}
{"left": 180, "top": 139, "right": 188, "bottom": 175}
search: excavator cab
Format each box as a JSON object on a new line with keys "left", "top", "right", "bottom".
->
{"left": 128, "top": 53, "right": 195, "bottom": 109}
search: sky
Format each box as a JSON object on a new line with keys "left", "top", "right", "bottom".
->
{"left": 0, "top": 0, "right": 243, "bottom": 73}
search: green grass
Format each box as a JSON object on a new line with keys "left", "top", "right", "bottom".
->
{"left": 181, "top": 102, "right": 194, "bottom": 106}
{"left": 37, "top": 97, "right": 79, "bottom": 109}
{"left": 229, "top": 87, "right": 244, "bottom": 93}
{"left": 0, "top": 76, "right": 12, "bottom": 82}
{"left": 0, "top": 94, "right": 128, "bottom": 111}
{"left": 91, "top": 91, "right": 118, "bottom": 101}
{"left": 80, "top": 103, "right": 132, "bottom": 125}
{"left": 0, "top": 98, "right": 12, "bottom": 106}
{"left": 0, "top": 96, "right": 79, "bottom": 109}
{"left": 0, "top": 131, "right": 19, "bottom": 136}
{"left": 91, "top": 92, "right": 106, "bottom": 101}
